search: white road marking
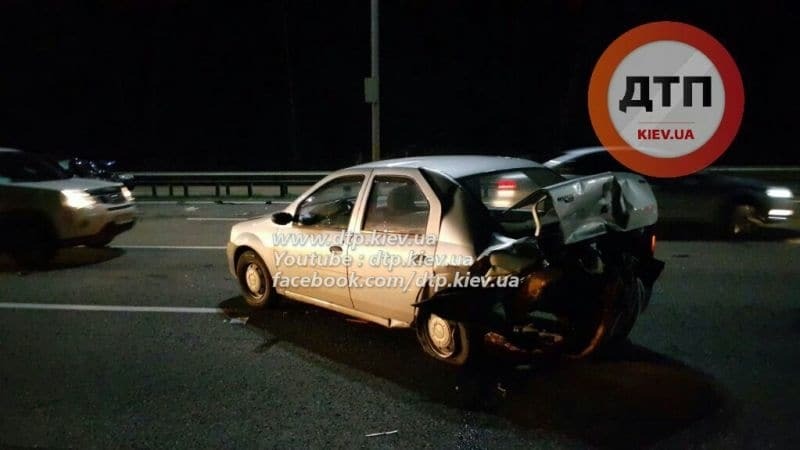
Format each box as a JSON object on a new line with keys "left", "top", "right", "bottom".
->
{"left": 186, "top": 217, "right": 247, "bottom": 221}
{"left": 365, "top": 430, "right": 399, "bottom": 437}
{"left": 138, "top": 201, "right": 216, "bottom": 205}
{"left": 139, "top": 200, "right": 290, "bottom": 205}
{"left": 0, "top": 302, "right": 230, "bottom": 314}
{"left": 116, "top": 245, "right": 226, "bottom": 250}
{"left": 136, "top": 197, "right": 292, "bottom": 206}
{"left": 217, "top": 200, "right": 291, "bottom": 205}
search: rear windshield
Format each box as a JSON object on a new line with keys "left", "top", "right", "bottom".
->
{"left": 458, "top": 168, "right": 564, "bottom": 209}
{"left": 0, "top": 152, "right": 71, "bottom": 183}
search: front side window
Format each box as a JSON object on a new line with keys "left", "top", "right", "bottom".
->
{"left": 0, "top": 152, "right": 71, "bottom": 183}
{"left": 362, "top": 176, "right": 429, "bottom": 235}
{"left": 296, "top": 176, "right": 364, "bottom": 229}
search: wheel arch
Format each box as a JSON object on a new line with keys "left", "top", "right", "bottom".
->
{"left": 0, "top": 209, "right": 58, "bottom": 249}
{"left": 233, "top": 244, "right": 255, "bottom": 268}
{"left": 230, "top": 231, "right": 279, "bottom": 280}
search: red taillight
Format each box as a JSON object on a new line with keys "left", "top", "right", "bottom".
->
{"left": 497, "top": 179, "right": 517, "bottom": 190}
{"left": 651, "top": 234, "right": 657, "bottom": 254}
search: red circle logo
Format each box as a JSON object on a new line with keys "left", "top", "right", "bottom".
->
{"left": 588, "top": 21, "right": 745, "bottom": 177}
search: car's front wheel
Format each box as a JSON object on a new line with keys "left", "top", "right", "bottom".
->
{"left": 236, "top": 250, "right": 275, "bottom": 309}
{"left": 86, "top": 236, "right": 114, "bottom": 248}
{"left": 11, "top": 222, "right": 57, "bottom": 269}
{"left": 416, "top": 308, "right": 477, "bottom": 366}
{"left": 728, "top": 204, "right": 758, "bottom": 238}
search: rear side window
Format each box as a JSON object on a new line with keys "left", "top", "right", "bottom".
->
{"left": 362, "top": 177, "right": 429, "bottom": 235}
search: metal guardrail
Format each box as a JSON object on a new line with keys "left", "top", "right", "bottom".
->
{"left": 706, "top": 167, "right": 800, "bottom": 173}
{"left": 706, "top": 167, "right": 800, "bottom": 190}
{"left": 125, "top": 166, "right": 800, "bottom": 199}
{"left": 127, "top": 171, "right": 330, "bottom": 198}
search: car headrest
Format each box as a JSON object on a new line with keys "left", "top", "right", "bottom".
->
{"left": 386, "top": 184, "right": 417, "bottom": 215}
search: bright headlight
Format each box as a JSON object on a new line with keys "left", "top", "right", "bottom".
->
{"left": 121, "top": 186, "right": 134, "bottom": 202}
{"left": 61, "top": 190, "right": 96, "bottom": 209}
{"left": 767, "top": 187, "right": 793, "bottom": 199}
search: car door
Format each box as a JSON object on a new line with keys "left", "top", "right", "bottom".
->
{"left": 347, "top": 169, "right": 441, "bottom": 325}
{"left": 275, "top": 173, "right": 367, "bottom": 308}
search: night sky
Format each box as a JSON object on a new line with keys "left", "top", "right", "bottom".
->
{"left": 0, "top": 1, "right": 795, "bottom": 170}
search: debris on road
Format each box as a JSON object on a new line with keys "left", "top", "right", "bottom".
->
{"left": 365, "top": 430, "right": 398, "bottom": 437}
{"left": 225, "top": 317, "right": 249, "bottom": 325}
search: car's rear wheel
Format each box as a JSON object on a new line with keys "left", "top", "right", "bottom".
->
{"left": 416, "top": 308, "right": 477, "bottom": 366}
{"left": 236, "top": 250, "right": 275, "bottom": 309}
{"left": 560, "top": 273, "right": 645, "bottom": 356}
{"left": 559, "top": 277, "right": 618, "bottom": 359}
{"left": 605, "top": 276, "right": 645, "bottom": 346}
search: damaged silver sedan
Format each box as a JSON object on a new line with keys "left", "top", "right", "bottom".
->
{"left": 227, "top": 156, "right": 664, "bottom": 365}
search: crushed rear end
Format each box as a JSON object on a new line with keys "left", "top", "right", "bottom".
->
{"left": 417, "top": 172, "right": 665, "bottom": 361}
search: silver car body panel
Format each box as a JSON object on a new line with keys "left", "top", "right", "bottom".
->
{"left": 228, "top": 158, "right": 659, "bottom": 329}
{"left": 539, "top": 172, "right": 658, "bottom": 245}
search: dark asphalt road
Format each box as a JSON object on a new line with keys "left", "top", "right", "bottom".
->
{"left": 1, "top": 202, "right": 799, "bottom": 449}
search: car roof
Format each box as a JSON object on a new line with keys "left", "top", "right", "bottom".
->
{"left": 550, "top": 146, "right": 610, "bottom": 159}
{"left": 561, "top": 146, "right": 606, "bottom": 155}
{"left": 350, "top": 155, "right": 544, "bottom": 178}
{"left": 550, "top": 146, "right": 678, "bottom": 160}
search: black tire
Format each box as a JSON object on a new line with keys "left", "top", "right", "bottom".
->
{"left": 605, "top": 277, "right": 645, "bottom": 346}
{"left": 416, "top": 308, "right": 477, "bottom": 366}
{"left": 562, "top": 278, "right": 619, "bottom": 359}
{"left": 722, "top": 204, "right": 758, "bottom": 238}
{"left": 714, "top": 202, "right": 758, "bottom": 239}
{"left": 235, "top": 250, "right": 276, "bottom": 309}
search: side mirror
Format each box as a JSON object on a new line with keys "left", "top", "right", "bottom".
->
{"left": 271, "top": 211, "right": 294, "bottom": 225}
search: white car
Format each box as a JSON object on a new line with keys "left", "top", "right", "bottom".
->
{"left": 0, "top": 148, "right": 137, "bottom": 265}
{"left": 227, "top": 156, "right": 664, "bottom": 365}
